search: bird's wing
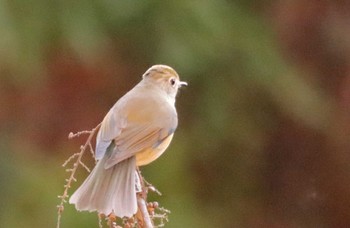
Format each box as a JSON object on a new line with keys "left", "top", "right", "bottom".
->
{"left": 95, "top": 97, "right": 128, "bottom": 160}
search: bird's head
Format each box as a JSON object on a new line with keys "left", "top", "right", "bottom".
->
{"left": 142, "top": 65, "right": 187, "bottom": 98}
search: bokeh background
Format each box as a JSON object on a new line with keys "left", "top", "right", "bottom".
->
{"left": 1, "top": 0, "right": 350, "bottom": 227}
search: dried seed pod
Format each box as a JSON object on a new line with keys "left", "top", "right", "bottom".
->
{"left": 153, "top": 202, "right": 159, "bottom": 209}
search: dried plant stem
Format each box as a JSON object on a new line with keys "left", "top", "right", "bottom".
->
{"left": 136, "top": 169, "right": 153, "bottom": 228}
{"left": 137, "top": 194, "right": 153, "bottom": 228}
{"left": 56, "top": 123, "right": 101, "bottom": 228}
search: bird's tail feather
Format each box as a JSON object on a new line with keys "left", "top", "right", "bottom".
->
{"left": 69, "top": 148, "right": 137, "bottom": 218}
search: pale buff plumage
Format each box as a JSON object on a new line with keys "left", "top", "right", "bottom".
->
{"left": 69, "top": 65, "right": 186, "bottom": 217}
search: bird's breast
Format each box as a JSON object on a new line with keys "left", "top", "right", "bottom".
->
{"left": 135, "top": 134, "right": 174, "bottom": 166}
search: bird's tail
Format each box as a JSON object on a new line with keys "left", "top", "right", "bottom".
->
{"left": 69, "top": 146, "right": 137, "bottom": 218}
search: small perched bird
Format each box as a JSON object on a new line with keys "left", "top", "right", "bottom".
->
{"left": 69, "top": 65, "right": 187, "bottom": 218}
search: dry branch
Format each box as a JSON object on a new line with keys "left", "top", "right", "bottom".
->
{"left": 56, "top": 123, "right": 101, "bottom": 228}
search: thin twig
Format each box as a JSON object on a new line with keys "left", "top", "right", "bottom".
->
{"left": 62, "top": 152, "right": 80, "bottom": 167}
{"left": 79, "top": 160, "right": 91, "bottom": 173}
{"left": 143, "top": 178, "right": 162, "bottom": 196}
{"left": 151, "top": 207, "right": 171, "bottom": 228}
{"left": 56, "top": 123, "right": 101, "bottom": 228}
{"left": 88, "top": 142, "right": 97, "bottom": 162}
{"left": 68, "top": 130, "right": 94, "bottom": 139}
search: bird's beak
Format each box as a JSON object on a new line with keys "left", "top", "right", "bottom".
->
{"left": 179, "top": 81, "right": 188, "bottom": 87}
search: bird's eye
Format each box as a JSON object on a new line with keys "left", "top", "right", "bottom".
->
{"left": 170, "top": 78, "right": 176, "bottom": 86}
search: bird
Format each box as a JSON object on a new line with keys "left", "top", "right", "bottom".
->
{"left": 69, "top": 64, "right": 187, "bottom": 218}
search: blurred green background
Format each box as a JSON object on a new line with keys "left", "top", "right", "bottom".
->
{"left": 1, "top": 0, "right": 350, "bottom": 227}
